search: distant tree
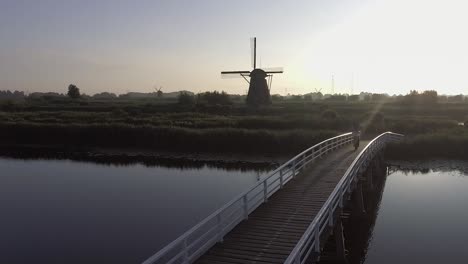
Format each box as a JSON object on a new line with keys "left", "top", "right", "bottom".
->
{"left": 0, "top": 90, "right": 25, "bottom": 101}
{"left": 326, "top": 95, "right": 347, "bottom": 102}
{"left": 92, "top": 92, "right": 117, "bottom": 99}
{"left": 448, "top": 94, "right": 464, "bottom": 103}
{"left": 371, "top": 93, "right": 389, "bottom": 102}
{"left": 303, "top": 94, "right": 312, "bottom": 101}
{"left": 321, "top": 109, "right": 338, "bottom": 120}
{"left": 402, "top": 90, "right": 438, "bottom": 104}
{"left": 197, "top": 91, "right": 232, "bottom": 105}
{"left": 291, "top": 95, "right": 303, "bottom": 100}
{"left": 421, "top": 90, "right": 438, "bottom": 104}
{"left": 271, "top": 94, "right": 283, "bottom": 101}
{"left": 348, "top": 95, "right": 360, "bottom": 102}
{"left": 178, "top": 92, "right": 195, "bottom": 105}
{"left": 67, "top": 84, "right": 80, "bottom": 99}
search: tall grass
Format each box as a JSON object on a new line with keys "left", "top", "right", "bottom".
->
{"left": 386, "top": 128, "right": 468, "bottom": 159}
{"left": 0, "top": 122, "right": 338, "bottom": 155}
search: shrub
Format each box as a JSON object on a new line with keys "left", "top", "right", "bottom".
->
{"left": 67, "top": 84, "right": 80, "bottom": 99}
{"left": 321, "top": 109, "right": 338, "bottom": 120}
{"left": 178, "top": 92, "right": 195, "bottom": 105}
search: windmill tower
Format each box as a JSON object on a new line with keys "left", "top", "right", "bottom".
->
{"left": 221, "top": 38, "right": 283, "bottom": 107}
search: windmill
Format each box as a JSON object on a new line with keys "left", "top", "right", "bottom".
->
{"left": 313, "top": 88, "right": 323, "bottom": 100}
{"left": 221, "top": 37, "right": 283, "bottom": 106}
{"left": 154, "top": 85, "right": 163, "bottom": 98}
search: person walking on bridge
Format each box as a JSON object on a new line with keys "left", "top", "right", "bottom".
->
{"left": 352, "top": 123, "right": 361, "bottom": 151}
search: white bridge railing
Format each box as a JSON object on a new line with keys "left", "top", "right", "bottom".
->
{"left": 284, "top": 132, "right": 404, "bottom": 264}
{"left": 143, "top": 132, "right": 355, "bottom": 264}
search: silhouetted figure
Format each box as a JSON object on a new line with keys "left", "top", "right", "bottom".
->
{"left": 352, "top": 123, "right": 361, "bottom": 151}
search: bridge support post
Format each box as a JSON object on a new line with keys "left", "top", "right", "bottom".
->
{"left": 353, "top": 183, "right": 366, "bottom": 215}
{"left": 366, "top": 166, "right": 374, "bottom": 191}
{"left": 333, "top": 217, "right": 348, "bottom": 264}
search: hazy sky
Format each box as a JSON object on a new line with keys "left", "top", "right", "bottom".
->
{"left": 1, "top": 0, "right": 468, "bottom": 95}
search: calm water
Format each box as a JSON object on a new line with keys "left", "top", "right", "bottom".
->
{"left": 0, "top": 158, "right": 272, "bottom": 264}
{"left": 364, "top": 163, "right": 468, "bottom": 263}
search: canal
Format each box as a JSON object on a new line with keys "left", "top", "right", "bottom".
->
{"left": 363, "top": 161, "right": 468, "bottom": 264}
{"left": 0, "top": 157, "right": 274, "bottom": 264}
{"left": 3, "top": 158, "right": 468, "bottom": 264}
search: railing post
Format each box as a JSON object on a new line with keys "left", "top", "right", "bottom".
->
{"left": 314, "top": 227, "right": 320, "bottom": 252}
{"left": 279, "top": 169, "right": 284, "bottom": 188}
{"left": 294, "top": 255, "right": 301, "bottom": 264}
{"left": 292, "top": 160, "right": 296, "bottom": 177}
{"left": 217, "top": 214, "right": 224, "bottom": 242}
{"left": 243, "top": 195, "right": 248, "bottom": 220}
{"left": 328, "top": 207, "right": 334, "bottom": 227}
{"left": 263, "top": 181, "right": 268, "bottom": 202}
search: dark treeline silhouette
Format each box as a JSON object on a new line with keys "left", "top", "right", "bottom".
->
{"left": 0, "top": 90, "right": 25, "bottom": 101}
{"left": 1, "top": 88, "right": 467, "bottom": 104}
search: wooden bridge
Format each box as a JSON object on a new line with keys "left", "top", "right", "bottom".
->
{"left": 144, "top": 132, "right": 403, "bottom": 264}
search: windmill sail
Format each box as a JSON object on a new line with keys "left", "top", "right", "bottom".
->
{"left": 251, "top": 37, "right": 256, "bottom": 69}
{"left": 261, "top": 67, "right": 284, "bottom": 74}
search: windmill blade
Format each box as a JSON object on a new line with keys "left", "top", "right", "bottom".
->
{"left": 267, "top": 75, "right": 273, "bottom": 90}
{"left": 262, "top": 67, "right": 284, "bottom": 74}
{"left": 251, "top": 37, "right": 256, "bottom": 69}
{"left": 221, "top": 71, "right": 250, "bottom": 79}
{"left": 221, "top": 74, "right": 244, "bottom": 79}
{"left": 221, "top": 71, "right": 251, "bottom": 74}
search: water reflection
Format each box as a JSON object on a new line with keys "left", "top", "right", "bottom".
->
{"left": 0, "top": 148, "right": 277, "bottom": 172}
{"left": 0, "top": 157, "right": 274, "bottom": 264}
{"left": 320, "top": 160, "right": 468, "bottom": 264}
{"left": 388, "top": 160, "right": 468, "bottom": 176}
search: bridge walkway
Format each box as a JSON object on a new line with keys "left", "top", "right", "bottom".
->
{"left": 195, "top": 140, "right": 370, "bottom": 264}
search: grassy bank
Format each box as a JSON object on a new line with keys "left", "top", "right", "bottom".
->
{"left": 0, "top": 122, "right": 338, "bottom": 155}
{"left": 386, "top": 128, "right": 468, "bottom": 159}
{"left": 1, "top": 98, "right": 468, "bottom": 157}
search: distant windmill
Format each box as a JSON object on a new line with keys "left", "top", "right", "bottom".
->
{"left": 154, "top": 85, "right": 163, "bottom": 98}
{"left": 221, "top": 37, "right": 284, "bottom": 106}
{"left": 314, "top": 88, "right": 322, "bottom": 93}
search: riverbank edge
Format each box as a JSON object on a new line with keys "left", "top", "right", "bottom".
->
{"left": 0, "top": 144, "right": 285, "bottom": 168}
